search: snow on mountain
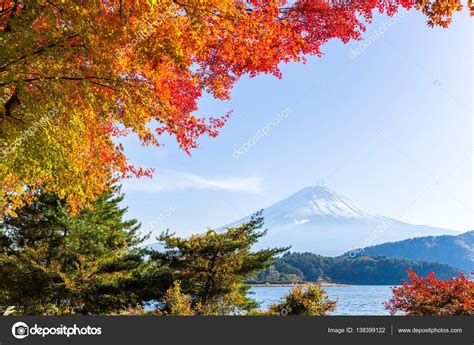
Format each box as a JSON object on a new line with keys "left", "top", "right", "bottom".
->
{"left": 223, "top": 186, "right": 460, "bottom": 256}
{"left": 225, "top": 186, "right": 381, "bottom": 229}
{"left": 264, "top": 186, "right": 373, "bottom": 220}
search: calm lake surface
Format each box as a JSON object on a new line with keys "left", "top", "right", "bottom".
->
{"left": 248, "top": 285, "right": 394, "bottom": 315}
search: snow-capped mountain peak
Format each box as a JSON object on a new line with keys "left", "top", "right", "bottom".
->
{"left": 222, "top": 185, "right": 458, "bottom": 255}
{"left": 268, "top": 186, "right": 374, "bottom": 221}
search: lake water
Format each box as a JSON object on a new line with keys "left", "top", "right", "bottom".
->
{"left": 248, "top": 285, "right": 394, "bottom": 315}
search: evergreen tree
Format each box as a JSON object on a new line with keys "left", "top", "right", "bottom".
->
{"left": 0, "top": 187, "right": 148, "bottom": 315}
{"left": 151, "top": 211, "right": 288, "bottom": 315}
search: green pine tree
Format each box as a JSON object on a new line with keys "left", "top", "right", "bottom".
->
{"left": 0, "top": 187, "right": 148, "bottom": 315}
{"left": 151, "top": 211, "right": 289, "bottom": 315}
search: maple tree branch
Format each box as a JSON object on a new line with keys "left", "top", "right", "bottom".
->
{"left": 0, "top": 7, "right": 12, "bottom": 17}
{"left": 19, "top": 76, "right": 120, "bottom": 90}
{"left": 0, "top": 34, "right": 80, "bottom": 73}
{"left": 2, "top": 91, "right": 24, "bottom": 125}
{"left": 1, "top": 70, "right": 152, "bottom": 89}
{"left": 45, "top": 1, "right": 60, "bottom": 12}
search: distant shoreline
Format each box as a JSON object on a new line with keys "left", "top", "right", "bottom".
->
{"left": 247, "top": 283, "right": 351, "bottom": 287}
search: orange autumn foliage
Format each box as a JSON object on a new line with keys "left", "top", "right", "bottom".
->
{"left": 0, "top": 0, "right": 471, "bottom": 216}
{"left": 386, "top": 269, "right": 473, "bottom": 315}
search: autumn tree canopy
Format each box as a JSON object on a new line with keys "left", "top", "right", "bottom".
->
{"left": 385, "top": 269, "right": 474, "bottom": 315}
{"left": 0, "top": 0, "right": 471, "bottom": 216}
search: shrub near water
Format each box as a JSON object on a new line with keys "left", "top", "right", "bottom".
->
{"left": 267, "top": 285, "right": 336, "bottom": 316}
{"left": 385, "top": 269, "right": 474, "bottom": 316}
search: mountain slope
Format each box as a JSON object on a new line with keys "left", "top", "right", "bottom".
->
{"left": 344, "top": 231, "right": 473, "bottom": 272}
{"left": 223, "top": 186, "right": 460, "bottom": 256}
{"left": 253, "top": 253, "right": 462, "bottom": 285}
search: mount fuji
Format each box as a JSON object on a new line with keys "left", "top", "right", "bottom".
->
{"left": 223, "top": 186, "right": 460, "bottom": 256}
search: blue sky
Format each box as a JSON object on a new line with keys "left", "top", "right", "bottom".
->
{"left": 119, "top": 9, "right": 472, "bottom": 239}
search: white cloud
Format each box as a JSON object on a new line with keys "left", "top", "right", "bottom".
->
{"left": 293, "top": 219, "right": 310, "bottom": 225}
{"left": 123, "top": 169, "right": 263, "bottom": 194}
